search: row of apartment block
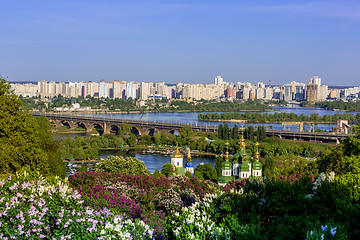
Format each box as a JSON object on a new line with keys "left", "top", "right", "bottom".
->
{"left": 10, "top": 76, "right": 360, "bottom": 102}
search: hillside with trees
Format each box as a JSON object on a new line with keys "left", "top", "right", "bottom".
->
{"left": 0, "top": 77, "right": 65, "bottom": 178}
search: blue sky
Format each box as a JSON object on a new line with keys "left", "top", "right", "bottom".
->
{"left": 1, "top": 0, "right": 359, "bottom": 86}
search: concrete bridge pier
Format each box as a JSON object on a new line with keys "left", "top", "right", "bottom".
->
{"left": 83, "top": 122, "right": 95, "bottom": 133}
{"left": 138, "top": 127, "right": 150, "bottom": 136}
{"left": 68, "top": 121, "right": 78, "bottom": 130}
{"left": 103, "top": 122, "right": 111, "bottom": 135}
{"left": 52, "top": 119, "right": 63, "bottom": 128}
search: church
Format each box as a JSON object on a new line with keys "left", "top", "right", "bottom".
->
{"left": 170, "top": 145, "right": 194, "bottom": 175}
{"left": 218, "top": 137, "right": 263, "bottom": 186}
{"left": 170, "top": 135, "right": 262, "bottom": 185}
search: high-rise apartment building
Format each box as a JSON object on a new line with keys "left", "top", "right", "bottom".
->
{"left": 264, "top": 87, "right": 273, "bottom": 100}
{"left": 305, "top": 76, "right": 328, "bottom": 102}
{"left": 112, "top": 80, "right": 126, "bottom": 99}
{"left": 214, "top": 76, "right": 223, "bottom": 86}
{"left": 126, "top": 82, "right": 139, "bottom": 99}
{"left": 98, "top": 80, "right": 109, "bottom": 98}
{"left": 11, "top": 83, "right": 38, "bottom": 97}
{"left": 140, "top": 82, "right": 153, "bottom": 100}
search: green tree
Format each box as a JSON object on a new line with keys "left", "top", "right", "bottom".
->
{"left": 316, "top": 147, "right": 345, "bottom": 174}
{"left": 194, "top": 163, "right": 217, "bottom": 181}
{"left": 223, "top": 123, "right": 230, "bottom": 140}
{"left": 139, "top": 135, "right": 152, "bottom": 146}
{"left": 244, "top": 126, "right": 255, "bottom": 141}
{"left": 161, "top": 163, "right": 176, "bottom": 177}
{"left": 153, "top": 169, "right": 165, "bottom": 178}
{"left": 215, "top": 156, "right": 223, "bottom": 177}
{"left": 95, "top": 156, "right": 149, "bottom": 175}
{"left": 0, "top": 77, "right": 65, "bottom": 178}
{"left": 257, "top": 126, "right": 266, "bottom": 142}
{"left": 184, "top": 171, "right": 193, "bottom": 179}
{"left": 342, "top": 126, "right": 360, "bottom": 156}
{"left": 126, "top": 134, "right": 137, "bottom": 147}
{"left": 263, "top": 157, "right": 279, "bottom": 178}
{"left": 179, "top": 125, "right": 193, "bottom": 139}
{"left": 154, "top": 133, "right": 162, "bottom": 145}
{"left": 118, "top": 123, "right": 132, "bottom": 136}
{"left": 218, "top": 124, "right": 224, "bottom": 139}
{"left": 232, "top": 124, "right": 239, "bottom": 139}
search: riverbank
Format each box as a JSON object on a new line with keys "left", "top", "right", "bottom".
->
{"left": 35, "top": 108, "right": 276, "bottom": 115}
{"left": 200, "top": 119, "right": 338, "bottom": 124}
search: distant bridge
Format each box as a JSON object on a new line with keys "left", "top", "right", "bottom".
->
{"left": 32, "top": 113, "right": 350, "bottom": 144}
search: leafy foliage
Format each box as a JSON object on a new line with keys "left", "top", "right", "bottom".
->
{"left": 194, "top": 163, "right": 217, "bottom": 182}
{"left": 0, "top": 77, "right": 64, "bottom": 178}
{"left": 161, "top": 163, "right": 176, "bottom": 177}
{"left": 199, "top": 111, "right": 360, "bottom": 124}
{"left": 342, "top": 126, "right": 360, "bottom": 156}
{"left": 95, "top": 155, "right": 150, "bottom": 175}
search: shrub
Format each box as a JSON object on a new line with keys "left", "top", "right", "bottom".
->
{"left": 95, "top": 155, "right": 149, "bottom": 175}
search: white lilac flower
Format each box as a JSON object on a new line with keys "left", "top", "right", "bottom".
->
{"left": 105, "top": 222, "right": 114, "bottom": 230}
{"left": 114, "top": 225, "right": 121, "bottom": 232}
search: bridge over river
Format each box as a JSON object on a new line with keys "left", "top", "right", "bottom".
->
{"left": 33, "top": 113, "right": 350, "bottom": 144}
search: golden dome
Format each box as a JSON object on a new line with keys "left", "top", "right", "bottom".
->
{"left": 172, "top": 145, "right": 183, "bottom": 158}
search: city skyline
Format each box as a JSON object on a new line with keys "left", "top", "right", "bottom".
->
{"left": 1, "top": 0, "right": 360, "bottom": 85}
{"left": 11, "top": 76, "right": 360, "bottom": 102}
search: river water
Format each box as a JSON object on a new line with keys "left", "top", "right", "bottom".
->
{"left": 82, "top": 106, "right": 359, "bottom": 132}
{"left": 65, "top": 150, "right": 215, "bottom": 176}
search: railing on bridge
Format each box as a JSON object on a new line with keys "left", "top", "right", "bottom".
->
{"left": 32, "top": 112, "right": 350, "bottom": 141}
{"left": 32, "top": 112, "right": 218, "bottom": 132}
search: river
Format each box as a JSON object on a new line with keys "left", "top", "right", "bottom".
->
{"left": 65, "top": 150, "right": 215, "bottom": 176}
{"left": 80, "top": 106, "right": 359, "bottom": 131}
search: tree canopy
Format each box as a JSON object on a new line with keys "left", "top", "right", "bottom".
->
{"left": 0, "top": 77, "right": 65, "bottom": 178}
{"left": 95, "top": 155, "right": 149, "bottom": 175}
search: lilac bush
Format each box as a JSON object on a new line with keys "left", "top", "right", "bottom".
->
{"left": 0, "top": 171, "right": 156, "bottom": 239}
{"left": 68, "top": 171, "right": 219, "bottom": 235}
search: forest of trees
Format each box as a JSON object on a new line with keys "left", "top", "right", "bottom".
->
{"left": 301, "top": 100, "right": 360, "bottom": 112}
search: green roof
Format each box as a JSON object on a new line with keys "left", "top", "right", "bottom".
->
{"left": 233, "top": 148, "right": 251, "bottom": 162}
{"left": 240, "top": 162, "right": 250, "bottom": 172}
{"left": 222, "top": 161, "right": 232, "bottom": 170}
{"left": 253, "top": 161, "right": 262, "bottom": 170}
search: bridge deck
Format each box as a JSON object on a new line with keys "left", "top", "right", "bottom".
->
{"left": 32, "top": 112, "right": 350, "bottom": 141}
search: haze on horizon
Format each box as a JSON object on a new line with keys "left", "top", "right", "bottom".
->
{"left": 1, "top": 0, "right": 359, "bottom": 86}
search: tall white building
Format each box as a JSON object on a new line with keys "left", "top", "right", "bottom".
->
{"left": 99, "top": 80, "right": 109, "bottom": 98}
{"left": 264, "top": 88, "right": 273, "bottom": 100}
{"left": 82, "top": 81, "right": 98, "bottom": 98}
{"left": 309, "top": 76, "right": 321, "bottom": 86}
{"left": 126, "top": 82, "right": 138, "bottom": 99}
{"left": 214, "top": 76, "right": 223, "bottom": 86}
{"left": 140, "top": 82, "right": 153, "bottom": 100}
{"left": 113, "top": 80, "right": 127, "bottom": 99}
